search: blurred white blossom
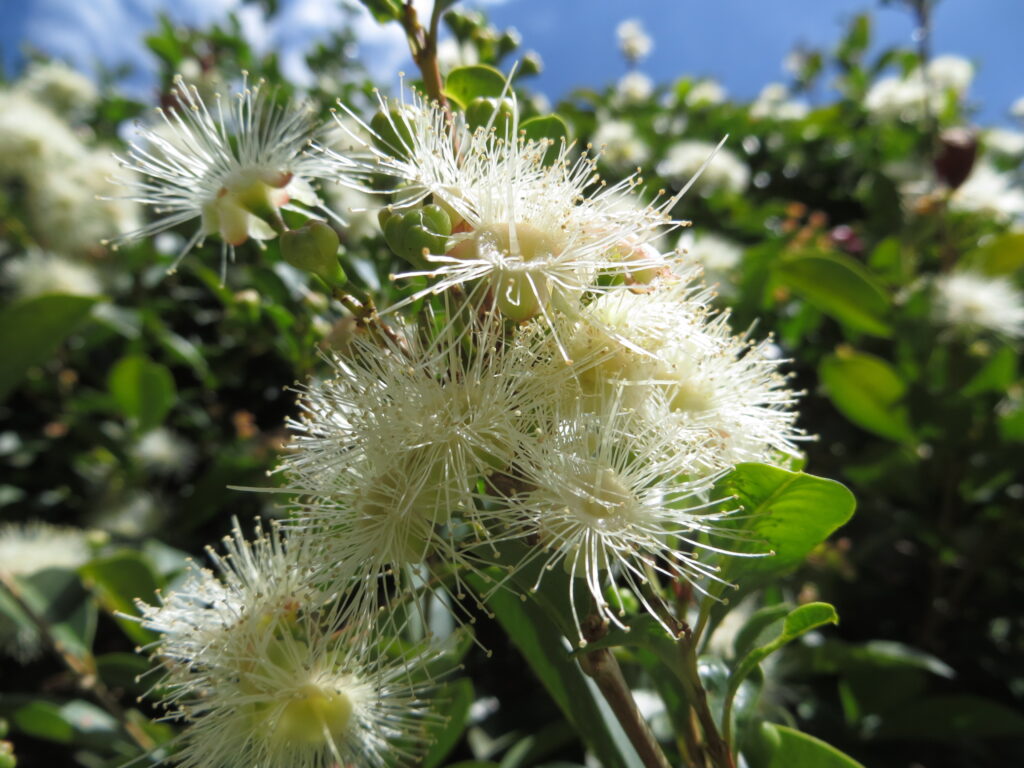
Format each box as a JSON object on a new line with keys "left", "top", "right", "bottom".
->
{"left": 616, "top": 19, "right": 653, "bottom": 62}
{"left": 3, "top": 249, "right": 103, "bottom": 299}
{"left": 933, "top": 271, "right": 1024, "bottom": 338}
{"left": 658, "top": 140, "right": 750, "bottom": 195}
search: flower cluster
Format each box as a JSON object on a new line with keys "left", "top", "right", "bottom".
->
{"left": 120, "top": 75, "right": 803, "bottom": 767}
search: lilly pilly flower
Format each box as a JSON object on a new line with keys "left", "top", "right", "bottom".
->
{"left": 111, "top": 74, "right": 333, "bottom": 275}
{"left": 137, "top": 520, "right": 438, "bottom": 768}
{"left": 327, "top": 87, "right": 684, "bottom": 324}
{"left": 508, "top": 392, "right": 754, "bottom": 643}
{"left": 932, "top": 270, "right": 1024, "bottom": 339}
{"left": 278, "top": 310, "right": 563, "bottom": 623}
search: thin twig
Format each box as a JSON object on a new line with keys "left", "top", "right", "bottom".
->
{"left": 578, "top": 615, "right": 674, "bottom": 768}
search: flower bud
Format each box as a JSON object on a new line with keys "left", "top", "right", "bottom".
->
{"left": 281, "top": 221, "right": 347, "bottom": 287}
{"left": 382, "top": 205, "right": 452, "bottom": 267}
{"left": 519, "top": 51, "right": 544, "bottom": 77}
{"left": 465, "top": 97, "right": 515, "bottom": 135}
{"left": 370, "top": 108, "right": 414, "bottom": 159}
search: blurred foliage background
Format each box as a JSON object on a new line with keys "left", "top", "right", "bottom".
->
{"left": 1, "top": 1, "right": 1023, "bottom": 767}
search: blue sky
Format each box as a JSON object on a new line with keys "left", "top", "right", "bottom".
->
{"left": 2, "top": 0, "right": 1022, "bottom": 124}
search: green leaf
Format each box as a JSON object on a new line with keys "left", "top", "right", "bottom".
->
{"left": 960, "top": 232, "right": 1024, "bottom": 275}
{"left": 445, "top": 65, "right": 507, "bottom": 107}
{"left": 715, "top": 463, "right": 857, "bottom": 585}
{"left": 871, "top": 695, "right": 1024, "bottom": 741}
{"left": 819, "top": 348, "right": 915, "bottom": 442}
{"left": 356, "top": 0, "right": 404, "bottom": 23}
{"left": 520, "top": 115, "right": 570, "bottom": 165}
{"left": 79, "top": 551, "right": 162, "bottom": 646}
{"left": 775, "top": 253, "right": 891, "bottom": 337}
{"left": 728, "top": 603, "right": 838, "bottom": 705}
{"left": 12, "top": 701, "right": 73, "bottom": 743}
{"left": 108, "top": 354, "right": 176, "bottom": 432}
{"left": 747, "top": 723, "right": 866, "bottom": 768}
{"left": 732, "top": 604, "right": 791, "bottom": 660}
{"left": 961, "top": 345, "right": 1017, "bottom": 396}
{"left": 422, "top": 678, "right": 473, "bottom": 768}
{"left": 0, "top": 294, "right": 99, "bottom": 402}
{"left": 2, "top": 568, "right": 97, "bottom": 659}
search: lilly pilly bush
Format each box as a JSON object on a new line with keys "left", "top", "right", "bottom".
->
{"left": 0, "top": 4, "right": 1021, "bottom": 768}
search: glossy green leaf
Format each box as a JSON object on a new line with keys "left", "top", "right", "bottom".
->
{"left": 445, "top": 65, "right": 507, "bottom": 107}
{"left": 775, "top": 253, "right": 891, "bottom": 336}
{"left": 108, "top": 354, "right": 176, "bottom": 432}
{"left": 728, "top": 603, "right": 838, "bottom": 706}
{"left": 1, "top": 568, "right": 97, "bottom": 659}
{"left": 715, "top": 463, "right": 856, "bottom": 585}
{"left": 961, "top": 232, "right": 1024, "bottom": 275}
{"left": 520, "top": 115, "right": 570, "bottom": 164}
{"left": 961, "top": 345, "right": 1017, "bottom": 396}
{"left": 819, "top": 348, "right": 915, "bottom": 442}
{"left": 732, "top": 604, "right": 792, "bottom": 659}
{"left": 746, "top": 723, "right": 866, "bottom": 768}
{"left": 0, "top": 294, "right": 99, "bottom": 402}
{"left": 79, "top": 551, "right": 162, "bottom": 646}
{"left": 422, "top": 678, "right": 474, "bottom": 768}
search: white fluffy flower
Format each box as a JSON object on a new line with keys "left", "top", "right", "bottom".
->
{"left": 554, "top": 278, "right": 803, "bottom": 475}
{"left": 277, "top": 313, "right": 566, "bottom": 621}
{"left": 750, "top": 83, "right": 809, "bottom": 121}
{"left": 865, "top": 56, "right": 972, "bottom": 122}
{"left": 1011, "top": 95, "right": 1024, "bottom": 121}
{"left": 615, "top": 71, "right": 654, "bottom": 105}
{"left": 508, "top": 393, "right": 749, "bottom": 642}
{"left": 3, "top": 249, "right": 103, "bottom": 299}
{"left": 984, "top": 128, "right": 1024, "bottom": 158}
{"left": 932, "top": 271, "right": 1024, "bottom": 338}
{"left": 18, "top": 60, "right": 99, "bottom": 119}
{"left": 592, "top": 118, "right": 650, "bottom": 173}
{"left": 28, "top": 148, "right": 142, "bottom": 254}
{"left": 137, "top": 520, "right": 437, "bottom": 768}
{"left": 657, "top": 140, "right": 750, "bottom": 195}
{"left": 686, "top": 80, "right": 727, "bottom": 107}
{"left": 131, "top": 428, "right": 196, "bottom": 476}
{"left": 0, "top": 522, "right": 91, "bottom": 577}
{"left": 331, "top": 89, "right": 679, "bottom": 323}
{"left": 678, "top": 230, "right": 744, "bottom": 291}
{"left": 616, "top": 19, "right": 653, "bottom": 62}
{"left": 950, "top": 163, "right": 1024, "bottom": 220}
{"left": 112, "top": 75, "right": 334, "bottom": 273}
{"left": 0, "top": 89, "right": 85, "bottom": 178}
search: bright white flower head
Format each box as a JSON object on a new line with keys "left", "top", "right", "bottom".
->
{"left": 750, "top": 83, "right": 810, "bottom": 121}
{"left": 657, "top": 140, "right": 749, "bottom": 195}
{"left": 0, "top": 89, "right": 85, "bottom": 178}
{"left": 865, "top": 56, "right": 971, "bottom": 122}
{"left": 2, "top": 249, "right": 103, "bottom": 299}
{"left": 18, "top": 60, "right": 99, "bottom": 119}
{"left": 927, "top": 54, "right": 974, "bottom": 94}
{"left": 0, "top": 522, "right": 91, "bottom": 577}
{"left": 950, "top": 163, "right": 1024, "bottom": 220}
{"left": 933, "top": 270, "right": 1024, "bottom": 339}
{"left": 29, "top": 148, "right": 142, "bottom": 254}
{"left": 330, "top": 87, "right": 681, "bottom": 324}
{"left": 131, "top": 427, "right": 196, "bottom": 477}
{"left": 686, "top": 80, "right": 727, "bottom": 107}
{"left": 615, "top": 71, "right": 654, "bottom": 105}
{"left": 111, "top": 74, "right": 334, "bottom": 274}
{"left": 1012, "top": 96, "right": 1024, "bottom": 121}
{"left": 616, "top": 19, "right": 653, "bottom": 62}
{"left": 553, "top": 277, "right": 803, "bottom": 475}
{"left": 677, "top": 230, "right": 744, "bottom": 291}
{"left": 138, "top": 520, "right": 437, "bottom": 768}
{"left": 508, "top": 393, "right": 749, "bottom": 643}
{"left": 592, "top": 118, "right": 650, "bottom": 174}
{"left": 984, "top": 128, "right": 1024, "bottom": 158}
{"left": 277, "top": 312, "right": 563, "bottom": 621}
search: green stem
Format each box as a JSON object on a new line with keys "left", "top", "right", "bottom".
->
{"left": 677, "top": 627, "right": 736, "bottom": 768}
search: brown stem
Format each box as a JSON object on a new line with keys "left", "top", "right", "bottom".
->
{"left": 579, "top": 615, "right": 675, "bottom": 768}
{"left": 400, "top": 1, "right": 449, "bottom": 112}
{"left": 333, "top": 289, "right": 407, "bottom": 350}
{"left": 678, "top": 626, "right": 736, "bottom": 768}
{"left": 0, "top": 572, "right": 156, "bottom": 752}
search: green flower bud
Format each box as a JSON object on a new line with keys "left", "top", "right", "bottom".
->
{"left": 519, "top": 51, "right": 544, "bottom": 77}
{"left": 382, "top": 205, "right": 452, "bottom": 267}
{"left": 281, "top": 221, "right": 347, "bottom": 287}
{"left": 370, "top": 108, "right": 414, "bottom": 159}
{"left": 0, "top": 741, "right": 13, "bottom": 768}
{"left": 465, "top": 97, "right": 515, "bottom": 135}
